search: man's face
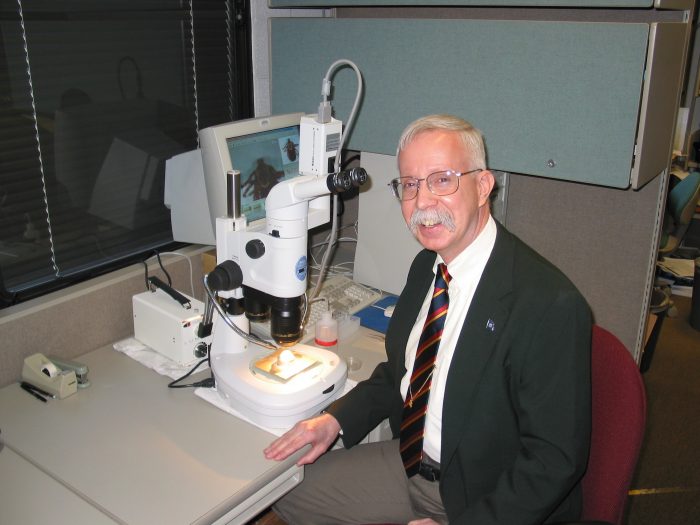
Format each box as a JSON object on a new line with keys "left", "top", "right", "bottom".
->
{"left": 397, "top": 130, "right": 495, "bottom": 264}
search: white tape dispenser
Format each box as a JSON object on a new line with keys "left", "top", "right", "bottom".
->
{"left": 21, "top": 353, "right": 78, "bottom": 399}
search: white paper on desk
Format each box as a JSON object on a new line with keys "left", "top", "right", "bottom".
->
{"left": 194, "top": 379, "right": 358, "bottom": 437}
{"left": 658, "top": 257, "right": 695, "bottom": 279}
{"left": 113, "top": 337, "right": 208, "bottom": 380}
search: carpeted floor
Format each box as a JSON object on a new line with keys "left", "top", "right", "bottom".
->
{"left": 624, "top": 295, "right": 700, "bottom": 524}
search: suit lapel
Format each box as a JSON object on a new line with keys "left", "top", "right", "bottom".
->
{"left": 441, "top": 224, "right": 516, "bottom": 466}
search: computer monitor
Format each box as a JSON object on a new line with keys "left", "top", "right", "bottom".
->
{"left": 199, "top": 113, "right": 304, "bottom": 230}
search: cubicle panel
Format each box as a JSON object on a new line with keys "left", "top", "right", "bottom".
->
{"left": 655, "top": 0, "right": 695, "bottom": 8}
{"left": 270, "top": 1, "right": 654, "bottom": 7}
{"left": 631, "top": 22, "right": 689, "bottom": 189}
{"left": 271, "top": 18, "right": 648, "bottom": 188}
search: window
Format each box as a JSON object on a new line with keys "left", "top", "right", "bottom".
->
{"left": 0, "top": 0, "right": 252, "bottom": 306}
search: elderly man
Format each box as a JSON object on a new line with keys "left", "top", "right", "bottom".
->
{"left": 264, "top": 114, "right": 591, "bottom": 525}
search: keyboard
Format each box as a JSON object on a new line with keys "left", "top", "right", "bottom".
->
{"left": 250, "top": 275, "right": 382, "bottom": 343}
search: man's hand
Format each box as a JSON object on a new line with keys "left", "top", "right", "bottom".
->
{"left": 408, "top": 519, "right": 440, "bottom": 525}
{"left": 264, "top": 412, "right": 341, "bottom": 466}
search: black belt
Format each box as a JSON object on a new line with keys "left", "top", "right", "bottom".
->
{"left": 418, "top": 457, "right": 440, "bottom": 482}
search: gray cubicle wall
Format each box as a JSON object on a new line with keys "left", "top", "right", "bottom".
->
{"left": 504, "top": 172, "right": 666, "bottom": 360}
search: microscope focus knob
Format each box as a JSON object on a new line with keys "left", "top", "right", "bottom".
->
{"left": 194, "top": 342, "right": 209, "bottom": 358}
{"left": 245, "top": 239, "right": 266, "bottom": 259}
{"left": 207, "top": 260, "right": 243, "bottom": 292}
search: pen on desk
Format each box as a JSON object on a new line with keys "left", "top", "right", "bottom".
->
{"left": 20, "top": 383, "right": 47, "bottom": 403}
{"left": 21, "top": 381, "right": 55, "bottom": 399}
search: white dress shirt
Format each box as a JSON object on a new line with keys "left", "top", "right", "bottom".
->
{"left": 399, "top": 215, "right": 497, "bottom": 462}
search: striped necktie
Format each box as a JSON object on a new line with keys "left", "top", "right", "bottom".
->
{"left": 399, "top": 262, "right": 451, "bottom": 477}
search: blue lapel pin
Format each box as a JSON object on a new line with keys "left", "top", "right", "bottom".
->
{"left": 486, "top": 319, "right": 495, "bottom": 332}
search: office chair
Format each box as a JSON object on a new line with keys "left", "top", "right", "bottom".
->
{"left": 555, "top": 325, "right": 647, "bottom": 525}
{"left": 658, "top": 170, "right": 700, "bottom": 257}
{"left": 368, "top": 326, "right": 646, "bottom": 525}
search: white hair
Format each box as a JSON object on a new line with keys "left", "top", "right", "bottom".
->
{"left": 397, "top": 114, "right": 487, "bottom": 170}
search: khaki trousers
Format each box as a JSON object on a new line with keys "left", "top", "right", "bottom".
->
{"left": 273, "top": 439, "right": 448, "bottom": 525}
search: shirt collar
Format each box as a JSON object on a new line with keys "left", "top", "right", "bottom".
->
{"left": 434, "top": 215, "right": 497, "bottom": 282}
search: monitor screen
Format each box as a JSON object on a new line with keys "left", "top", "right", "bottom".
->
{"left": 199, "top": 113, "right": 304, "bottom": 231}
{"left": 226, "top": 124, "right": 300, "bottom": 223}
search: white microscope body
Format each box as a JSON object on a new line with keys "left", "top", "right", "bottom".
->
{"left": 207, "top": 115, "right": 367, "bottom": 429}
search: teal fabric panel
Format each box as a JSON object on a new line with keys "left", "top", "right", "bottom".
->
{"left": 271, "top": 19, "right": 648, "bottom": 188}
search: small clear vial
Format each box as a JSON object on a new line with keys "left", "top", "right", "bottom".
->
{"left": 315, "top": 311, "right": 338, "bottom": 347}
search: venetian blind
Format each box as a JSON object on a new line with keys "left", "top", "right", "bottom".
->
{"left": 0, "top": 0, "right": 251, "bottom": 305}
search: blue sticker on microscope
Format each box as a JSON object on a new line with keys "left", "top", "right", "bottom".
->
{"left": 296, "top": 256, "right": 307, "bottom": 280}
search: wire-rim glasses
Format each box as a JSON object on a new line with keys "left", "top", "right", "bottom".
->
{"left": 388, "top": 169, "right": 483, "bottom": 201}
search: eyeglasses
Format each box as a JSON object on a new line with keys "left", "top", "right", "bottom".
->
{"left": 388, "top": 169, "right": 483, "bottom": 201}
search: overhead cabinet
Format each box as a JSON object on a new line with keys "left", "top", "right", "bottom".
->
{"left": 270, "top": 5, "right": 691, "bottom": 189}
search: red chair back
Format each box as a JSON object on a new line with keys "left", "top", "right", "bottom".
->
{"left": 581, "top": 325, "right": 646, "bottom": 524}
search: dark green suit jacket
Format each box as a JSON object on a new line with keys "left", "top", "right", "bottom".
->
{"left": 328, "top": 222, "right": 592, "bottom": 524}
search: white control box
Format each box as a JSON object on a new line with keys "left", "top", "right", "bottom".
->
{"left": 133, "top": 288, "right": 210, "bottom": 365}
{"left": 299, "top": 114, "right": 342, "bottom": 176}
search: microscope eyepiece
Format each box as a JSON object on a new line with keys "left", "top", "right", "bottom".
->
{"left": 325, "top": 167, "right": 368, "bottom": 194}
{"left": 326, "top": 172, "right": 352, "bottom": 193}
{"left": 346, "top": 167, "right": 368, "bottom": 187}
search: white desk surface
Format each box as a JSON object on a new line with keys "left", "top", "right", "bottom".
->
{"left": 0, "top": 445, "right": 119, "bottom": 524}
{"left": 0, "top": 327, "right": 387, "bottom": 525}
{"left": 0, "top": 346, "right": 306, "bottom": 525}
{"left": 335, "top": 325, "right": 386, "bottom": 383}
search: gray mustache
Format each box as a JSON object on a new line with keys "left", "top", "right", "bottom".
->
{"left": 409, "top": 209, "right": 456, "bottom": 233}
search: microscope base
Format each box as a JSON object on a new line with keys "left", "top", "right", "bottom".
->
{"left": 211, "top": 344, "right": 347, "bottom": 429}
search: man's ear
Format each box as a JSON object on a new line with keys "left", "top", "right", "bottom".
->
{"left": 477, "top": 170, "right": 496, "bottom": 205}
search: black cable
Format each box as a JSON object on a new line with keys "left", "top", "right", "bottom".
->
{"left": 154, "top": 251, "right": 172, "bottom": 286}
{"left": 141, "top": 261, "right": 150, "bottom": 291}
{"left": 141, "top": 251, "right": 173, "bottom": 291}
{"left": 336, "top": 192, "right": 346, "bottom": 217}
{"left": 167, "top": 355, "right": 214, "bottom": 389}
